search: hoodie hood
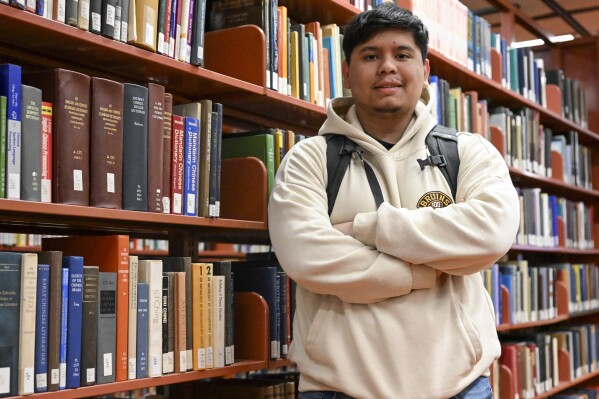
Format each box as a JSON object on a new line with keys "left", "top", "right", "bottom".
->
{"left": 318, "top": 85, "right": 437, "bottom": 155}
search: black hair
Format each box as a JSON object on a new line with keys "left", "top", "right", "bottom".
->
{"left": 343, "top": 3, "right": 429, "bottom": 65}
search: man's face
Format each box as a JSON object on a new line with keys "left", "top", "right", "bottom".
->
{"left": 343, "top": 28, "right": 430, "bottom": 118}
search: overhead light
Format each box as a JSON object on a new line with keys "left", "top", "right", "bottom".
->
{"left": 511, "top": 34, "right": 575, "bottom": 49}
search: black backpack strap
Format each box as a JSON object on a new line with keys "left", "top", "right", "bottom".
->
{"left": 325, "top": 134, "right": 384, "bottom": 216}
{"left": 420, "top": 125, "right": 460, "bottom": 201}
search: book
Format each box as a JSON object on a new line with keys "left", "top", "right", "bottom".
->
{"left": 213, "top": 261, "right": 233, "bottom": 365}
{"left": 80, "top": 266, "right": 98, "bottom": 387}
{"left": 161, "top": 274, "right": 173, "bottom": 374}
{"left": 136, "top": 282, "right": 148, "bottom": 378}
{"left": 0, "top": 64, "right": 22, "bottom": 200}
{"left": 138, "top": 260, "right": 163, "bottom": 377}
{"left": 122, "top": 83, "right": 148, "bottom": 211}
{"left": 190, "top": 0, "right": 206, "bottom": 66}
{"left": 221, "top": 133, "right": 275, "bottom": 196}
{"left": 0, "top": 95, "right": 6, "bottom": 199}
{"left": 191, "top": 262, "right": 208, "bottom": 370}
{"left": 41, "top": 102, "right": 52, "bottom": 203}
{"left": 37, "top": 251, "right": 62, "bottom": 392}
{"left": 22, "top": 69, "right": 91, "bottom": 205}
{"left": 170, "top": 115, "right": 185, "bottom": 215}
{"left": 90, "top": 78, "right": 124, "bottom": 209}
{"left": 147, "top": 83, "right": 165, "bottom": 213}
{"left": 18, "top": 253, "right": 38, "bottom": 395}
{"left": 183, "top": 117, "right": 200, "bottom": 216}
{"left": 100, "top": 0, "right": 116, "bottom": 37}
{"left": 173, "top": 272, "right": 186, "bottom": 372}
{"left": 34, "top": 263, "right": 50, "bottom": 393}
{"left": 209, "top": 103, "right": 222, "bottom": 217}
{"left": 97, "top": 272, "right": 116, "bottom": 384}
{"left": 129, "top": 0, "right": 159, "bottom": 51}
{"left": 0, "top": 252, "right": 22, "bottom": 398}
{"left": 20, "top": 85, "right": 42, "bottom": 202}
{"left": 59, "top": 266, "right": 68, "bottom": 390}
{"left": 62, "top": 256, "right": 83, "bottom": 389}
{"left": 211, "top": 275, "right": 225, "bottom": 368}
{"left": 162, "top": 93, "right": 173, "bottom": 214}
{"left": 41, "top": 235, "right": 130, "bottom": 382}
{"left": 127, "top": 255, "right": 138, "bottom": 380}
{"left": 89, "top": 0, "right": 101, "bottom": 33}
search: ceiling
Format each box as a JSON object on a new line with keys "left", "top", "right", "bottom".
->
{"left": 459, "top": 0, "right": 599, "bottom": 42}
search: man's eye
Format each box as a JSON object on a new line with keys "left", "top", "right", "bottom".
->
{"left": 397, "top": 54, "right": 410, "bottom": 59}
{"left": 364, "top": 54, "right": 377, "bottom": 61}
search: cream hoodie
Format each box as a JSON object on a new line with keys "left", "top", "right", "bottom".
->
{"left": 268, "top": 87, "right": 520, "bottom": 399}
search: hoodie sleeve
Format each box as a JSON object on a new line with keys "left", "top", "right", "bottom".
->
{"left": 268, "top": 138, "right": 436, "bottom": 304}
{"left": 353, "top": 133, "right": 520, "bottom": 276}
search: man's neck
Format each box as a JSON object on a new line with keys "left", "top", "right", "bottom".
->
{"left": 355, "top": 108, "right": 414, "bottom": 144}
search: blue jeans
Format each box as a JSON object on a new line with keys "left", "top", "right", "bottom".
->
{"left": 298, "top": 376, "right": 492, "bottom": 399}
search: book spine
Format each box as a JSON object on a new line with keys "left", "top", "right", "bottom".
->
{"left": 197, "top": 100, "right": 210, "bottom": 218}
{"left": 136, "top": 283, "right": 148, "bottom": 378}
{"left": 0, "top": 64, "right": 22, "bottom": 200}
{"left": 0, "top": 252, "right": 22, "bottom": 397}
{"left": 39, "top": 251, "right": 62, "bottom": 392}
{"left": 183, "top": 117, "right": 199, "bottom": 216}
{"left": 162, "top": 93, "right": 172, "bottom": 213}
{"left": 208, "top": 111, "right": 218, "bottom": 217}
{"left": 161, "top": 274, "right": 173, "bottom": 374}
{"left": 163, "top": 0, "right": 172, "bottom": 56}
{"left": 101, "top": 0, "right": 116, "bottom": 38}
{"left": 0, "top": 96, "right": 6, "bottom": 199}
{"left": 90, "top": 78, "right": 124, "bottom": 209}
{"left": 168, "top": 0, "right": 177, "bottom": 58}
{"left": 189, "top": 0, "right": 205, "bottom": 66}
{"left": 15, "top": 253, "right": 35, "bottom": 396}
{"left": 34, "top": 264, "right": 50, "bottom": 393}
{"left": 174, "top": 272, "right": 186, "bottom": 372}
{"left": 184, "top": 261, "right": 192, "bottom": 371}
{"left": 21, "top": 85, "right": 43, "bottom": 202}
{"left": 184, "top": 0, "right": 194, "bottom": 63}
{"left": 80, "top": 266, "right": 98, "bottom": 387}
{"left": 65, "top": 0, "right": 77, "bottom": 25}
{"left": 147, "top": 261, "right": 163, "bottom": 377}
{"left": 64, "top": 257, "right": 83, "bottom": 389}
{"left": 127, "top": 256, "right": 138, "bottom": 380}
{"left": 59, "top": 267, "right": 68, "bottom": 390}
{"left": 113, "top": 0, "right": 122, "bottom": 40}
{"left": 119, "top": 0, "right": 129, "bottom": 42}
{"left": 122, "top": 84, "right": 148, "bottom": 211}
{"left": 176, "top": 0, "right": 190, "bottom": 62}
{"left": 212, "top": 275, "right": 225, "bottom": 368}
{"left": 41, "top": 102, "right": 52, "bottom": 203}
{"left": 89, "top": 0, "right": 101, "bottom": 33}
{"left": 156, "top": 0, "right": 167, "bottom": 54}
{"left": 210, "top": 103, "right": 222, "bottom": 217}
{"left": 53, "top": 0, "right": 65, "bottom": 22}
{"left": 115, "top": 237, "right": 129, "bottom": 382}
{"left": 191, "top": 263, "right": 205, "bottom": 370}
{"left": 78, "top": 0, "right": 90, "bottom": 30}
{"left": 170, "top": 115, "right": 184, "bottom": 214}
{"left": 97, "top": 272, "right": 116, "bottom": 384}
{"left": 147, "top": 83, "right": 165, "bottom": 213}
{"left": 204, "top": 268, "right": 213, "bottom": 368}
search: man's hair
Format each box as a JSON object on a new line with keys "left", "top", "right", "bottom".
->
{"left": 343, "top": 3, "right": 429, "bottom": 65}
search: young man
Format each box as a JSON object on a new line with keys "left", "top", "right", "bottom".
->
{"left": 268, "top": 4, "right": 519, "bottom": 399}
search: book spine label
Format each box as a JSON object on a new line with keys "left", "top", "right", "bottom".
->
{"left": 161, "top": 275, "right": 172, "bottom": 374}
{"left": 183, "top": 117, "right": 199, "bottom": 216}
{"left": 41, "top": 102, "right": 52, "bottom": 203}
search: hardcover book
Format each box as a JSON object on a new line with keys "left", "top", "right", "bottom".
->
{"left": 19, "top": 253, "right": 38, "bottom": 395}
{"left": 138, "top": 260, "right": 163, "bottom": 377}
{"left": 0, "top": 64, "right": 22, "bottom": 200}
{"left": 97, "top": 272, "right": 116, "bottom": 384}
{"left": 136, "top": 282, "right": 148, "bottom": 379}
{"left": 22, "top": 69, "right": 91, "bottom": 205}
{"left": 122, "top": 84, "right": 148, "bottom": 211}
{"left": 63, "top": 256, "right": 84, "bottom": 389}
{"left": 81, "top": 266, "right": 99, "bottom": 387}
{"left": 41, "top": 102, "right": 52, "bottom": 203}
{"left": 90, "top": 78, "right": 124, "bottom": 209}
{"left": 162, "top": 93, "right": 173, "bottom": 213}
{"left": 170, "top": 115, "right": 185, "bottom": 215}
{"left": 0, "top": 252, "right": 22, "bottom": 398}
{"left": 34, "top": 263, "right": 50, "bottom": 393}
{"left": 0, "top": 95, "right": 6, "bottom": 199}
{"left": 147, "top": 83, "right": 165, "bottom": 213}
{"left": 20, "top": 85, "right": 42, "bottom": 202}
{"left": 127, "top": 256, "right": 138, "bottom": 380}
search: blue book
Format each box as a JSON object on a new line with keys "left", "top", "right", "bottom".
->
{"left": 59, "top": 267, "right": 69, "bottom": 390}
{"left": 0, "top": 64, "right": 22, "bottom": 200}
{"left": 136, "top": 283, "right": 149, "bottom": 379}
{"left": 322, "top": 36, "right": 337, "bottom": 99}
{"left": 428, "top": 75, "right": 440, "bottom": 124}
{"left": 34, "top": 263, "right": 50, "bottom": 393}
{"left": 63, "top": 256, "right": 84, "bottom": 388}
{"left": 499, "top": 266, "right": 514, "bottom": 324}
{"left": 183, "top": 117, "right": 200, "bottom": 216}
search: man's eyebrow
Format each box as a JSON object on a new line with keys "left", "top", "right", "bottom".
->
{"left": 357, "top": 44, "right": 416, "bottom": 53}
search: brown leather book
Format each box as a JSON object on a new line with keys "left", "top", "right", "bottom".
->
{"left": 90, "top": 77, "right": 124, "bottom": 209}
{"left": 162, "top": 93, "right": 173, "bottom": 214}
{"left": 41, "top": 235, "right": 130, "bottom": 382}
{"left": 147, "top": 83, "right": 165, "bottom": 213}
{"left": 22, "top": 69, "right": 91, "bottom": 205}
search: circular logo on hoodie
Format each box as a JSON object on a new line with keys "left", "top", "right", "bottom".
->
{"left": 417, "top": 191, "right": 453, "bottom": 209}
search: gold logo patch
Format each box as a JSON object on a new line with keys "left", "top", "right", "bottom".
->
{"left": 417, "top": 191, "right": 453, "bottom": 209}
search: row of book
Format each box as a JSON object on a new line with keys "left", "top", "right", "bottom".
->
{"left": 0, "top": 63, "right": 226, "bottom": 218}
{"left": 498, "top": 324, "right": 599, "bottom": 399}
{"left": 349, "top": 0, "right": 394, "bottom": 11}
{"left": 515, "top": 189, "right": 594, "bottom": 250}
{"left": 549, "top": 387, "right": 599, "bottom": 399}
{"left": 0, "top": 233, "right": 42, "bottom": 248}
{"left": 1, "top": 0, "right": 208, "bottom": 66}
{"left": 482, "top": 261, "right": 599, "bottom": 327}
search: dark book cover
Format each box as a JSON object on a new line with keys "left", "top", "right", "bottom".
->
{"left": 21, "top": 85, "right": 42, "bottom": 202}
{"left": 0, "top": 64, "right": 22, "bottom": 201}
{"left": 209, "top": 103, "right": 222, "bottom": 217}
{"left": 100, "top": 0, "right": 116, "bottom": 38}
{"left": 37, "top": 251, "right": 62, "bottom": 392}
{"left": 119, "top": 0, "right": 129, "bottom": 42}
{"left": 90, "top": 77, "right": 124, "bottom": 209}
{"left": 122, "top": 83, "right": 148, "bottom": 211}
{"left": 290, "top": 24, "right": 306, "bottom": 101}
{"left": 190, "top": 0, "right": 206, "bottom": 66}
{"left": 63, "top": 256, "right": 84, "bottom": 389}
{"left": 156, "top": 0, "right": 168, "bottom": 54}
{"left": 136, "top": 283, "right": 148, "bottom": 379}
{"left": 113, "top": 0, "right": 122, "bottom": 41}
{"left": 97, "top": 272, "right": 116, "bottom": 384}
{"left": 34, "top": 264, "right": 50, "bottom": 393}
{"left": 22, "top": 69, "right": 91, "bottom": 206}
{"left": 0, "top": 252, "right": 22, "bottom": 398}
{"left": 89, "top": 0, "right": 102, "bottom": 34}
{"left": 65, "top": 0, "right": 78, "bottom": 26}
{"left": 162, "top": 93, "right": 173, "bottom": 213}
{"left": 147, "top": 83, "right": 165, "bottom": 213}
{"left": 161, "top": 274, "right": 172, "bottom": 374}
{"left": 213, "top": 261, "right": 233, "bottom": 365}
{"left": 58, "top": 267, "right": 68, "bottom": 390}
{"left": 80, "top": 266, "right": 99, "bottom": 387}
{"left": 208, "top": 111, "right": 218, "bottom": 217}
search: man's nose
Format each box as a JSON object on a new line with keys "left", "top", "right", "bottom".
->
{"left": 378, "top": 56, "right": 398, "bottom": 74}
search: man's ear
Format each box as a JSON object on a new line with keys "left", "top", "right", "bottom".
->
{"left": 423, "top": 59, "right": 430, "bottom": 88}
{"left": 342, "top": 61, "right": 351, "bottom": 90}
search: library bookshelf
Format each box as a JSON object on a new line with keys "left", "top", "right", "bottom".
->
{"left": 0, "top": 0, "right": 598, "bottom": 398}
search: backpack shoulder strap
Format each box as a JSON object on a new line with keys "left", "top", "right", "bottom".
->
{"left": 422, "top": 125, "right": 460, "bottom": 201}
{"left": 325, "top": 134, "right": 384, "bottom": 216}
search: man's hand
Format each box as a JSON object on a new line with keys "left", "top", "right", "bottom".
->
{"left": 333, "top": 222, "right": 354, "bottom": 237}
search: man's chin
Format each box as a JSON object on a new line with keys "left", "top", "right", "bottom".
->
{"left": 373, "top": 105, "right": 402, "bottom": 114}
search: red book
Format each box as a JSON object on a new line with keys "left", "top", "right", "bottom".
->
{"left": 162, "top": 93, "right": 173, "bottom": 213}
{"left": 42, "top": 235, "right": 130, "bottom": 382}
{"left": 41, "top": 102, "right": 53, "bottom": 203}
{"left": 171, "top": 115, "right": 185, "bottom": 214}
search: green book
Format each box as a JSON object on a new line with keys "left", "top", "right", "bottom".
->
{"left": 0, "top": 95, "right": 6, "bottom": 198}
{"left": 221, "top": 133, "right": 275, "bottom": 197}
{"left": 509, "top": 48, "right": 519, "bottom": 94}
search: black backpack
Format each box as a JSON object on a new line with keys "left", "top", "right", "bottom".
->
{"left": 325, "top": 125, "right": 460, "bottom": 216}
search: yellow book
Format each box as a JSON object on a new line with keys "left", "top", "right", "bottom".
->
{"left": 274, "top": 129, "right": 284, "bottom": 172}
{"left": 201, "top": 263, "right": 214, "bottom": 368}
{"left": 449, "top": 87, "right": 463, "bottom": 131}
{"left": 128, "top": 0, "right": 159, "bottom": 52}
{"left": 290, "top": 31, "right": 300, "bottom": 99}
{"left": 191, "top": 263, "right": 206, "bottom": 370}
{"left": 278, "top": 6, "right": 288, "bottom": 95}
